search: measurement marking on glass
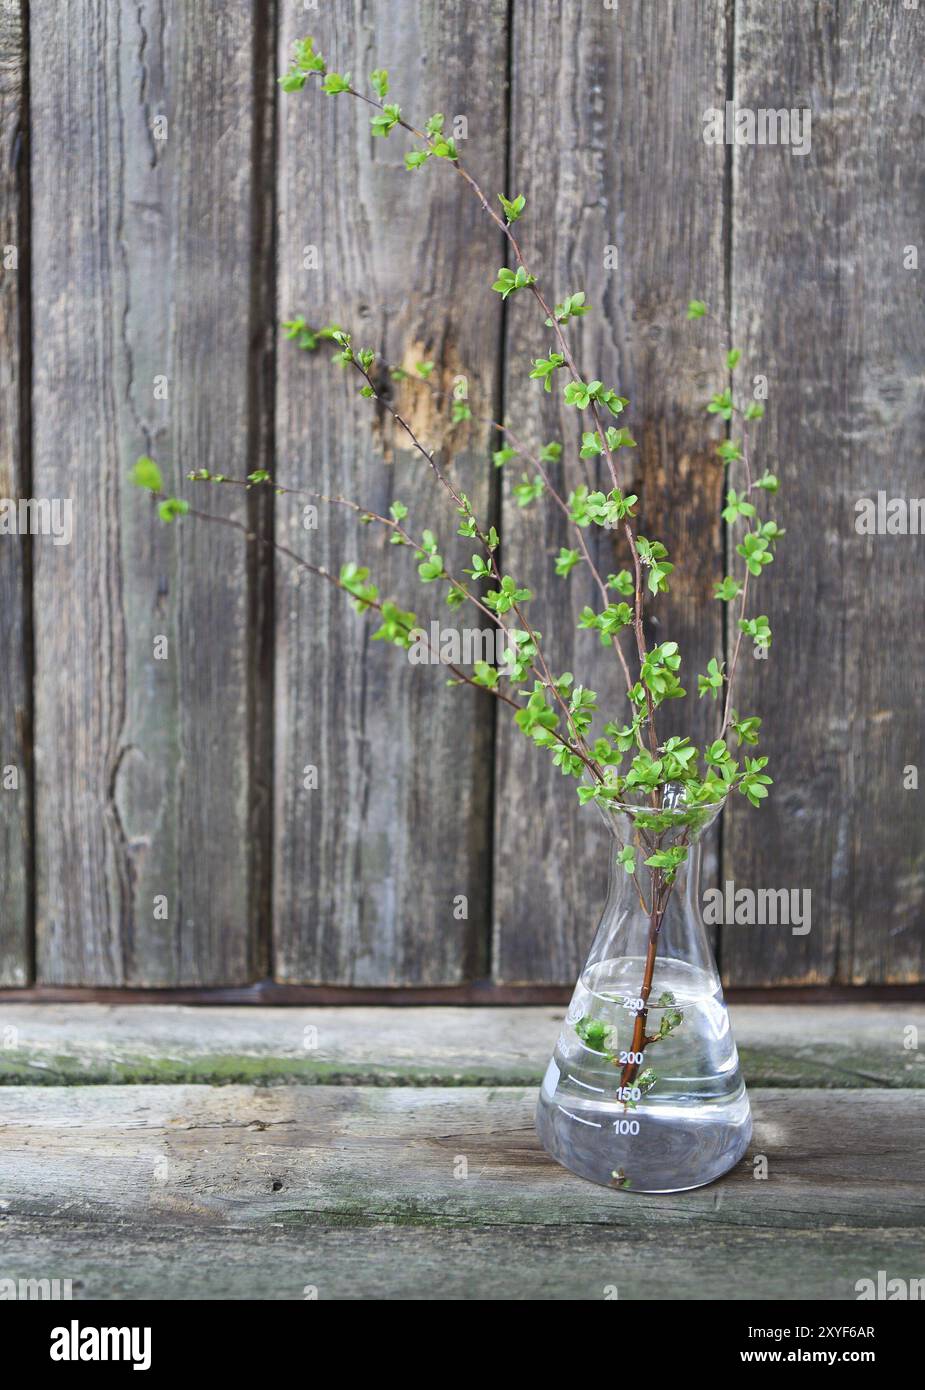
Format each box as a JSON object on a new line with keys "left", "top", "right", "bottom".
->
{"left": 613, "top": 1118, "right": 640, "bottom": 1136}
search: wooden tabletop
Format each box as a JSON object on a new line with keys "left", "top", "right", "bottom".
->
{"left": 1, "top": 1004, "right": 923, "bottom": 1300}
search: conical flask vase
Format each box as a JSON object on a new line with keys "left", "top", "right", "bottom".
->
{"left": 536, "top": 799, "right": 751, "bottom": 1193}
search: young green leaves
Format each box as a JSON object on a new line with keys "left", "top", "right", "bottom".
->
{"left": 498, "top": 192, "right": 526, "bottom": 223}
{"left": 131, "top": 456, "right": 189, "bottom": 523}
{"left": 278, "top": 36, "right": 327, "bottom": 90}
{"left": 131, "top": 456, "right": 162, "bottom": 493}
{"left": 370, "top": 103, "right": 401, "bottom": 137}
{"left": 546, "top": 291, "right": 590, "bottom": 326}
{"left": 529, "top": 353, "right": 565, "bottom": 392}
{"left": 698, "top": 657, "right": 725, "bottom": 700}
{"left": 564, "top": 380, "right": 628, "bottom": 416}
{"left": 492, "top": 265, "right": 536, "bottom": 300}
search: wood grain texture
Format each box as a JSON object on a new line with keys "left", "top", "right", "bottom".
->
{"left": 1, "top": 1083, "right": 922, "bottom": 1298}
{"left": 494, "top": 1, "right": 729, "bottom": 983}
{"left": 722, "top": 0, "right": 925, "bottom": 985}
{"left": 29, "top": 1, "right": 265, "bottom": 984}
{"left": 0, "top": 1001, "right": 922, "bottom": 1088}
{"left": 273, "top": 1, "right": 508, "bottom": 982}
{"left": 0, "top": 1, "right": 30, "bottom": 984}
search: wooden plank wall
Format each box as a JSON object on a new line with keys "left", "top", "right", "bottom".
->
{"left": 0, "top": 0, "right": 30, "bottom": 984}
{"left": 28, "top": 1, "right": 264, "bottom": 984}
{"left": 273, "top": 0, "right": 506, "bottom": 983}
{"left": 494, "top": 0, "right": 729, "bottom": 983}
{"left": 722, "top": 0, "right": 925, "bottom": 985}
{"left": 0, "top": 0, "right": 921, "bottom": 990}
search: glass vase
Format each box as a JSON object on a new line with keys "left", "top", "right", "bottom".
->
{"left": 536, "top": 794, "right": 751, "bottom": 1193}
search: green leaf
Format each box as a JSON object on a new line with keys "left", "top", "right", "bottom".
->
{"left": 697, "top": 656, "right": 725, "bottom": 700}
{"left": 513, "top": 474, "right": 544, "bottom": 508}
{"left": 321, "top": 71, "right": 351, "bottom": 95}
{"left": 616, "top": 847, "right": 636, "bottom": 875}
{"left": 575, "top": 1016, "right": 613, "bottom": 1055}
{"left": 292, "top": 37, "right": 326, "bottom": 74}
{"left": 370, "top": 102, "right": 401, "bottom": 137}
{"left": 545, "top": 291, "right": 591, "bottom": 326}
{"left": 498, "top": 192, "right": 526, "bottom": 223}
{"left": 158, "top": 497, "right": 188, "bottom": 523}
{"left": 608, "top": 570, "right": 634, "bottom": 597}
{"left": 404, "top": 149, "right": 429, "bottom": 171}
{"left": 717, "top": 439, "right": 743, "bottom": 464}
{"left": 722, "top": 488, "right": 756, "bottom": 524}
{"left": 370, "top": 68, "right": 389, "bottom": 98}
{"left": 714, "top": 575, "right": 743, "bottom": 602}
{"left": 686, "top": 299, "right": 707, "bottom": 320}
{"left": 491, "top": 266, "right": 535, "bottom": 300}
{"left": 555, "top": 547, "right": 582, "bottom": 578}
{"left": 731, "top": 710, "right": 762, "bottom": 746}
{"left": 528, "top": 353, "right": 565, "bottom": 391}
{"left": 278, "top": 69, "right": 307, "bottom": 93}
{"left": 726, "top": 348, "right": 742, "bottom": 370}
{"left": 739, "top": 614, "right": 772, "bottom": 648}
{"left": 492, "top": 446, "right": 517, "bottom": 469}
{"left": 707, "top": 388, "right": 734, "bottom": 421}
{"left": 131, "top": 456, "right": 163, "bottom": 493}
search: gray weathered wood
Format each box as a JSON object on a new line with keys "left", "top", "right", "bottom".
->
{"left": 29, "top": 1, "right": 265, "bottom": 983}
{"left": 0, "top": 0, "right": 30, "bottom": 984}
{"left": 273, "top": 2, "right": 508, "bottom": 982}
{"left": 1, "top": 1083, "right": 921, "bottom": 1298}
{"left": 494, "top": 0, "right": 729, "bottom": 984}
{"left": 1, "top": 1001, "right": 921, "bottom": 1088}
{"left": 722, "top": 0, "right": 925, "bottom": 985}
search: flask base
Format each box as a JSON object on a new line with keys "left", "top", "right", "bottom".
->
{"left": 535, "top": 1083, "right": 752, "bottom": 1194}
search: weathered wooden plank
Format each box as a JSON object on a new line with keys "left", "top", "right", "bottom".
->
{"left": 494, "top": 0, "right": 729, "bottom": 983}
{"left": 29, "top": 2, "right": 265, "bottom": 983}
{"left": 0, "top": 0, "right": 30, "bottom": 983}
{"left": 6, "top": 1212, "right": 923, "bottom": 1304}
{"left": 0, "top": 1085, "right": 921, "bottom": 1299}
{"left": 1, "top": 1002, "right": 921, "bottom": 1088}
{"left": 273, "top": 2, "right": 508, "bottom": 982}
{"left": 723, "top": 2, "right": 925, "bottom": 984}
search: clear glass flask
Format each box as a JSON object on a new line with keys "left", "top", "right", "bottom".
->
{"left": 536, "top": 796, "right": 751, "bottom": 1193}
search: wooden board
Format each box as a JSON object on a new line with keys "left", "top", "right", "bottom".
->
{"left": 272, "top": 2, "right": 508, "bottom": 982}
{"left": 494, "top": 0, "right": 729, "bottom": 983}
{"left": 1, "top": 1082, "right": 922, "bottom": 1299}
{"left": 0, "top": 0, "right": 30, "bottom": 983}
{"left": 1, "top": 1001, "right": 921, "bottom": 1088}
{"left": 28, "top": 1, "right": 265, "bottom": 984}
{"left": 722, "top": 1, "right": 925, "bottom": 985}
